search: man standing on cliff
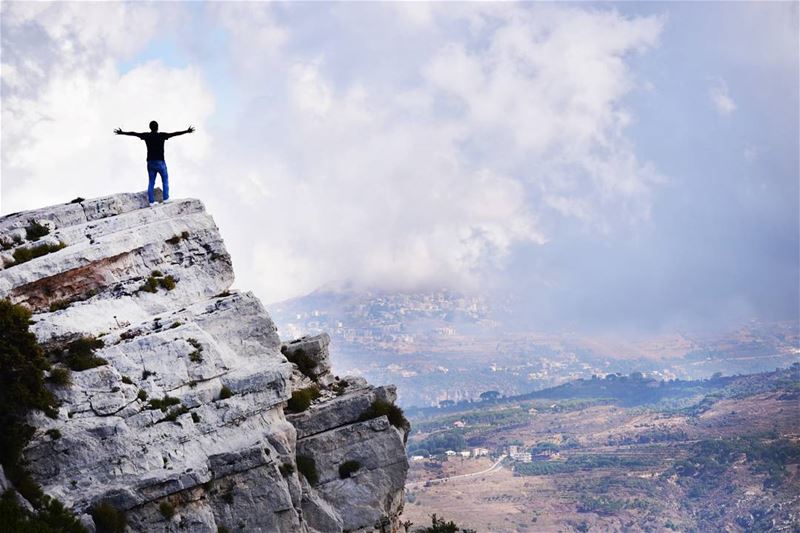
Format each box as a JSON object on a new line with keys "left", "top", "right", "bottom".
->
{"left": 114, "top": 121, "right": 195, "bottom": 206}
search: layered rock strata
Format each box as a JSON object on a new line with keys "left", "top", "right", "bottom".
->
{"left": 0, "top": 193, "right": 409, "bottom": 532}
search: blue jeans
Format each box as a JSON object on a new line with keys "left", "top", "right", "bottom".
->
{"left": 147, "top": 160, "right": 169, "bottom": 203}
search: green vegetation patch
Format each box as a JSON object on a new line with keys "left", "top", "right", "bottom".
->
{"left": 25, "top": 221, "right": 51, "bottom": 241}
{"left": 279, "top": 463, "right": 294, "bottom": 477}
{"left": 0, "top": 491, "right": 87, "bottom": 533}
{"left": 47, "top": 367, "right": 72, "bottom": 387}
{"left": 12, "top": 242, "right": 66, "bottom": 265}
{"left": 0, "top": 300, "right": 58, "bottom": 488}
{"left": 63, "top": 337, "right": 107, "bottom": 371}
{"left": 218, "top": 385, "right": 233, "bottom": 400}
{"left": 286, "top": 386, "right": 320, "bottom": 412}
{"left": 158, "top": 501, "right": 175, "bottom": 519}
{"left": 359, "top": 398, "right": 410, "bottom": 433}
{"left": 514, "top": 454, "right": 656, "bottom": 476}
{"left": 296, "top": 455, "right": 318, "bottom": 485}
{"left": 91, "top": 501, "right": 126, "bottom": 533}
{"left": 48, "top": 299, "right": 71, "bottom": 312}
{"left": 187, "top": 338, "right": 203, "bottom": 363}
{"left": 148, "top": 395, "right": 181, "bottom": 412}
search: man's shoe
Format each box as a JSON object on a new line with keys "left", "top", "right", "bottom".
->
{"left": 149, "top": 202, "right": 156, "bottom": 208}
{"left": 162, "top": 198, "right": 172, "bottom": 204}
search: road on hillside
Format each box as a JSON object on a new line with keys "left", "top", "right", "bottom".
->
{"left": 406, "top": 454, "right": 507, "bottom": 489}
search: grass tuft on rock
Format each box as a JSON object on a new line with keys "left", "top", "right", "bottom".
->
{"left": 286, "top": 386, "right": 320, "bottom": 413}
{"left": 358, "top": 399, "right": 410, "bottom": 433}
{"left": 12, "top": 242, "right": 66, "bottom": 265}
{"left": 158, "top": 501, "right": 175, "bottom": 519}
{"left": 63, "top": 337, "right": 107, "bottom": 371}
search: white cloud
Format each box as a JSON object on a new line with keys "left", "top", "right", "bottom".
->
{"left": 710, "top": 78, "right": 737, "bottom": 115}
{"left": 1, "top": 3, "right": 665, "bottom": 303}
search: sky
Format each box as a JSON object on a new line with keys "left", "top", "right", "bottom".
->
{"left": 1, "top": 2, "right": 798, "bottom": 335}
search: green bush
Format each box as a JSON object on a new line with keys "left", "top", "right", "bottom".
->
{"left": 158, "top": 501, "right": 175, "bottom": 519}
{"left": 296, "top": 455, "right": 318, "bottom": 485}
{"left": 159, "top": 275, "right": 176, "bottom": 291}
{"left": 191, "top": 412, "right": 200, "bottom": 423}
{"left": 148, "top": 396, "right": 181, "bottom": 411}
{"left": 69, "top": 197, "right": 85, "bottom": 204}
{"left": 286, "top": 386, "right": 320, "bottom": 412}
{"left": 91, "top": 501, "right": 126, "bottom": 533}
{"left": 0, "top": 491, "right": 87, "bottom": 533}
{"left": 151, "top": 270, "right": 163, "bottom": 277}
{"left": 45, "top": 428, "right": 62, "bottom": 440}
{"left": 137, "top": 389, "right": 148, "bottom": 401}
{"left": 188, "top": 338, "right": 204, "bottom": 363}
{"left": 138, "top": 276, "right": 159, "bottom": 293}
{"left": 161, "top": 406, "right": 189, "bottom": 423}
{"left": 218, "top": 385, "right": 233, "bottom": 400}
{"left": 217, "top": 526, "right": 230, "bottom": 533}
{"left": 338, "top": 460, "right": 361, "bottom": 479}
{"left": 12, "top": 242, "right": 66, "bottom": 265}
{"left": 0, "top": 300, "right": 56, "bottom": 473}
{"left": 47, "top": 367, "right": 72, "bottom": 387}
{"left": 49, "top": 299, "right": 71, "bottom": 312}
{"left": 63, "top": 337, "right": 107, "bottom": 371}
{"left": 121, "top": 375, "right": 133, "bottom": 385}
{"left": 25, "top": 221, "right": 50, "bottom": 241}
{"left": 359, "top": 399, "right": 410, "bottom": 432}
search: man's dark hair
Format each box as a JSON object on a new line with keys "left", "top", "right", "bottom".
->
{"left": 149, "top": 121, "right": 158, "bottom": 132}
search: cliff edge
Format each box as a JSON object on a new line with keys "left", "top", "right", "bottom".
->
{"left": 0, "top": 193, "right": 409, "bottom": 532}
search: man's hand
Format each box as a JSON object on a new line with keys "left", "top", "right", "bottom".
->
{"left": 114, "top": 127, "right": 124, "bottom": 135}
{"left": 187, "top": 126, "right": 195, "bottom": 133}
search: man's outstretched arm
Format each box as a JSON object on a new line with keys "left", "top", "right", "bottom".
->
{"left": 114, "top": 128, "right": 142, "bottom": 137}
{"left": 165, "top": 126, "right": 195, "bottom": 139}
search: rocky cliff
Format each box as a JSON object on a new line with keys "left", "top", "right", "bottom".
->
{"left": 0, "top": 193, "right": 409, "bottom": 532}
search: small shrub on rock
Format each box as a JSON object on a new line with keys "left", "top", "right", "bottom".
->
{"left": 25, "top": 221, "right": 50, "bottom": 241}
{"left": 339, "top": 460, "right": 361, "bottom": 479}
{"left": 91, "top": 501, "right": 126, "bottom": 533}
{"left": 296, "top": 455, "right": 318, "bottom": 485}
{"left": 187, "top": 338, "right": 204, "bottom": 363}
{"left": 121, "top": 375, "right": 133, "bottom": 385}
{"left": 45, "top": 428, "right": 62, "bottom": 440}
{"left": 137, "top": 389, "right": 148, "bottom": 401}
{"left": 159, "top": 275, "right": 176, "bottom": 291}
{"left": 286, "top": 386, "right": 320, "bottom": 413}
{"left": 12, "top": 242, "right": 66, "bottom": 265}
{"left": 49, "top": 299, "right": 71, "bottom": 312}
{"left": 191, "top": 412, "right": 200, "bottom": 423}
{"left": 148, "top": 395, "right": 181, "bottom": 412}
{"left": 161, "top": 405, "right": 189, "bottom": 423}
{"left": 139, "top": 276, "right": 159, "bottom": 293}
{"left": 279, "top": 463, "right": 294, "bottom": 477}
{"left": 158, "top": 501, "right": 175, "bottom": 519}
{"left": 64, "top": 337, "right": 107, "bottom": 371}
{"left": 218, "top": 385, "right": 233, "bottom": 400}
{"left": 48, "top": 367, "right": 72, "bottom": 387}
{"left": 359, "top": 399, "right": 410, "bottom": 433}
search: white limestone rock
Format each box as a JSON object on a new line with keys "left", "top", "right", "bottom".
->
{"left": 0, "top": 192, "right": 408, "bottom": 533}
